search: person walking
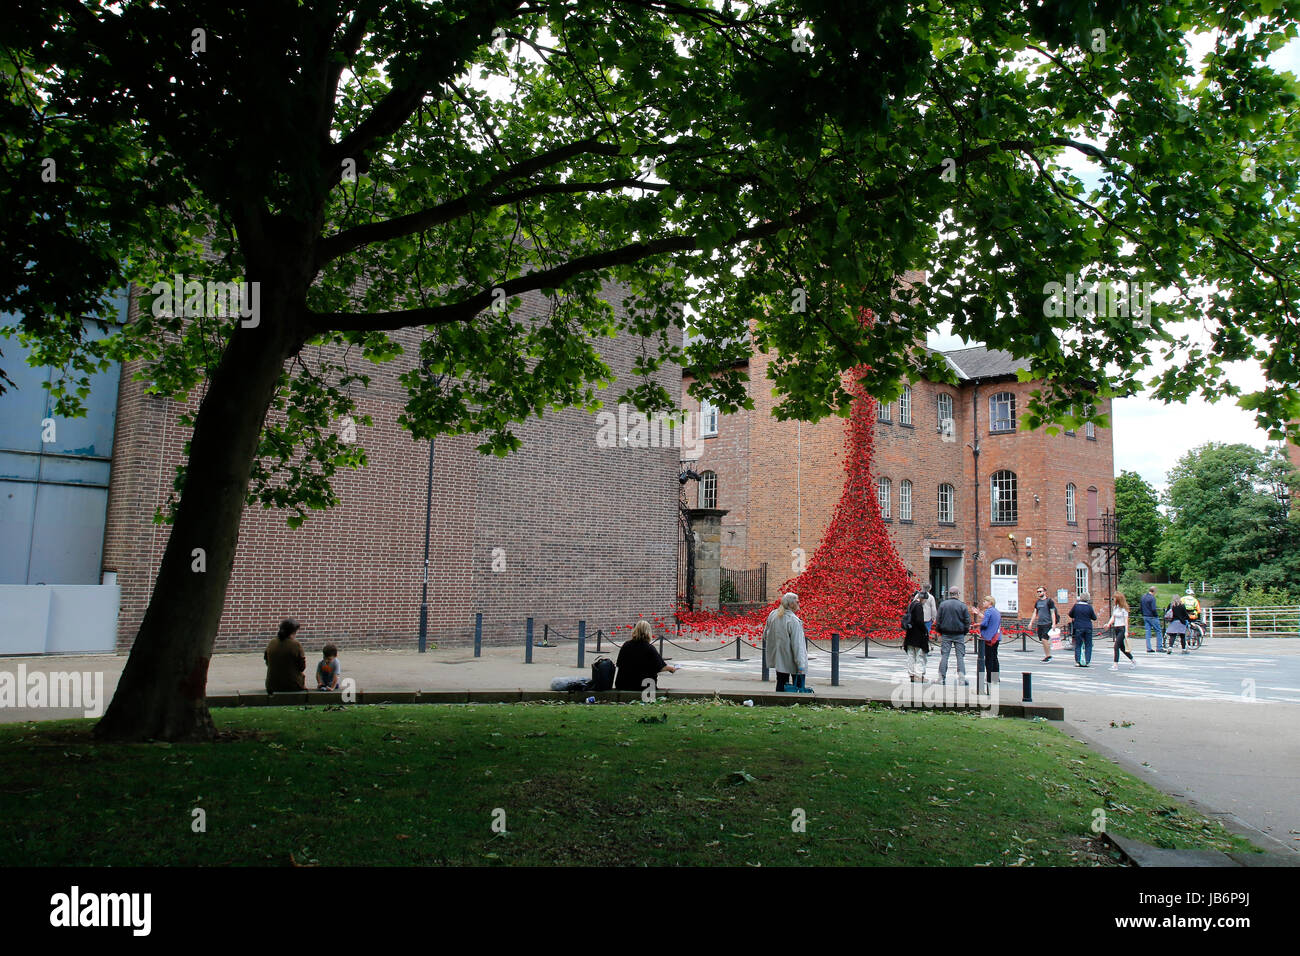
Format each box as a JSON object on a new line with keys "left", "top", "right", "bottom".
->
{"left": 1069, "top": 593, "right": 1097, "bottom": 667}
{"left": 936, "top": 587, "right": 971, "bottom": 686}
{"left": 763, "top": 593, "right": 811, "bottom": 692}
{"left": 1140, "top": 586, "right": 1163, "bottom": 652}
{"left": 1165, "top": 595, "right": 1191, "bottom": 653}
{"left": 1028, "top": 586, "right": 1059, "bottom": 662}
{"left": 977, "top": 595, "right": 1001, "bottom": 691}
{"left": 902, "top": 590, "right": 931, "bottom": 683}
{"left": 1103, "top": 594, "right": 1136, "bottom": 670}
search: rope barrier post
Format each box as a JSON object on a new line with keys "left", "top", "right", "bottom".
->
{"left": 596, "top": 628, "right": 603, "bottom": 654}
{"left": 864, "top": 631, "right": 870, "bottom": 658}
{"left": 831, "top": 632, "right": 840, "bottom": 687}
{"left": 658, "top": 630, "right": 664, "bottom": 655}
{"left": 525, "top": 617, "right": 533, "bottom": 664}
{"left": 578, "top": 620, "right": 586, "bottom": 669}
{"left": 543, "top": 623, "right": 549, "bottom": 647}
{"left": 976, "top": 635, "right": 985, "bottom": 695}
{"left": 474, "top": 612, "right": 482, "bottom": 658}
{"left": 1021, "top": 621, "right": 1027, "bottom": 653}
{"left": 1022, "top": 672, "right": 1032, "bottom": 703}
{"left": 761, "top": 627, "right": 768, "bottom": 683}
{"left": 734, "top": 631, "right": 742, "bottom": 661}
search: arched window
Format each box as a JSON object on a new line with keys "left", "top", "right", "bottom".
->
{"left": 1066, "top": 483, "right": 1077, "bottom": 524}
{"left": 700, "top": 471, "right": 717, "bottom": 509}
{"left": 699, "top": 400, "right": 719, "bottom": 437}
{"left": 938, "top": 483, "right": 955, "bottom": 523}
{"left": 877, "top": 477, "right": 892, "bottom": 518}
{"left": 990, "top": 470, "right": 1018, "bottom": 523}
{"left": 989, "top": 392, "right": 1016, "bottom": 433}
{"left": 899, "top": 479, "right": 913, "bottom": 521}
{"left": 937, "top": 393, "right": 954, "bottom": 438}
{"left": 899, "top": 386, "right": 912, "bottom": 425}
{"left": 1075, "top": 563, "right": 1090, "bottom": 598}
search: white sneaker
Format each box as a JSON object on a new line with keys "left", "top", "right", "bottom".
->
{"left": 1130, "top": 658, "right": 1137, "bottom": 669}
{"left": 1109, "top": 664, "right": 1119, "bottom": 671}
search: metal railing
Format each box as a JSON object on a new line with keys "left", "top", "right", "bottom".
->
{"left": 1206, "top": 605, "right": 1300, "bottom": 638}
{"left": 720, "top": 563, "right": 768, "bottom": 605}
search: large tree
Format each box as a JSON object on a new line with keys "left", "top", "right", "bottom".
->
{"left": 5, "top": 1, "right": 1300, "bottom": 740}
{"left": 1157, "top": 443, "right": 1300, "bottom": 594}
{"left": 1113, "top": 469, "right": 1163, "bottom": 575}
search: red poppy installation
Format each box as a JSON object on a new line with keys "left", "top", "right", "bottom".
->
{"left": 676, "top": 332, "right": 915, "bottom": 642}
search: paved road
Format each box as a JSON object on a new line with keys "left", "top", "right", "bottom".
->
{"left": 3, "top": 637, "right": 1297, "bottom": 853}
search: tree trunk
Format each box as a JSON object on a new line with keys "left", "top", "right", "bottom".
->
{"left": 95, "top": 298, "right": 304, "bottom": 741}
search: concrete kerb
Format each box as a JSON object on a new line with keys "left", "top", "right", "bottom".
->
{"left": 204, "top": 687, "right": 1063, "bottom": 718}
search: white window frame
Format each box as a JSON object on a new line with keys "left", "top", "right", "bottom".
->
{"left": 989, "top": 392, "right": 1016, "bottom": 433}
{"left": 899, "top": 479, "right": 913, "bottom": 521}
{"left": 1075, "top": 563, "right": 1089, "bottom": 598}
{"left": 1084, "top": 403, "right": 1096, "bottom": 440}
{"left": 937, "top": 393, "right": 954, "bottom": 437}
{"left": 877, "top": 400, "right": 892, "bottom": 423}
{"left": 877, "top": 477, "right": 892, "bottom": 518}
{"left": 1066, "top": 483, "right": 1077, "bottom": 524}
{"left": 699, "top": 399, "right": 719, "bottom": 437}
{"left": 990, "top": 470, "right": 1018, "bottom": 524}
{"left": 991, "top": 560, "right": 1019, "bottom": 613}
{"left": 899, "top": 386, "right": 912, "bottom": 425}
{"left": 938, "top": 483, "right": 955, "bottom": 523}
{"left": 700, "top": 471, "right": 718, "bottom": 509}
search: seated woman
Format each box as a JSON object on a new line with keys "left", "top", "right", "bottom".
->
{"left": 614, "top": 620, "right": 678, "bottom": 691}
{"left": 264, "top": 618, "right": 307, "bottom": 693}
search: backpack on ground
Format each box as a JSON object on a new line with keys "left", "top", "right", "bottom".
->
{"left": 591, "top": 657, "right": 616, "bottom": 692}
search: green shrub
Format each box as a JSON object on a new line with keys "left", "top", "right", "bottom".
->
{"left": 1228, "top": 584, "right": 1295, "bottom": 608}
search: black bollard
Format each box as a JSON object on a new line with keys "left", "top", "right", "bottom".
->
{"left": 596, "top": 628, "right": 603, "bottom": 654}
{"left": 761, "top": 629, "right": 769, "bottom": 683}
{"left": 831, "top": 632, "right": 840, "bottom": 687}
{"left": 1020, "top": 623, "right": 1027, "bottom": 653}
{"left": 525, "top": 617, "right": 533, "bottom": 663}
{"left": 578, "top": 620, "right": 586, "bottom": 669}
{"left": 1022, "top": 672, "right": 1032, "bottom": 702}
{"left": 543, "top": 623, "right": 549, "bottom": 647}
{"left": 474, "top": 612, "right": 482, "bottom": 658}
{"left": 734, "top": 631, "right": 742, "bottom": 661}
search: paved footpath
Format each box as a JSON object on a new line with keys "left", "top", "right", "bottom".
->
{"left": 2, "top": 636, "right": 1296, "bottom": 853}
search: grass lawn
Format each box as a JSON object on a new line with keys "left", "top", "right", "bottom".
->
{"left": 0, "top": 702, "right": 1258, "bottom": 866}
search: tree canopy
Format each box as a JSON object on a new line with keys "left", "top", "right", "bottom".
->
{"left": 1114, "top": 469, "right": 1164, "bottom": 575}
{"left": 1156, "top": 442, "right": 1300, "bottom": 595}
{"left": 5, "top": 0, "right": 1300, "bottom": 739}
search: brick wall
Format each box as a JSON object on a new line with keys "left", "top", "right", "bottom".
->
{"left": 687, "top": 357, "right": 1117, "bottom": 617}
{"left": 102, "top": 286, "right": 681, "bottom": 653}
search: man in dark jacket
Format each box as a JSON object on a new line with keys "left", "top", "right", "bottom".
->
{"left": 903, "top": 591, "right": 931, "bottom": 683}
{"left": 1069, "top": 594, "right": 1098, "bottom": 667}
{"left": 1140, "top": 586, "right": 1162, "bottom": 652}
{"left": 936, "top": 587, "right": 971, "bottom": 685}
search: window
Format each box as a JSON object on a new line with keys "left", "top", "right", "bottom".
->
{"left": 1076, "top": 563, "right": 1090, "bottom": 598}
{"left": 989, "top": 392, "right": 1016, "bottom": 433}
{"left": 699, "top": 400, "right": 719, "bottom": 437}
{"left": 937, "top": 393, "right": 954, "bottom": 438}
{"left": 990, "top": 470, "right": 1018, "bottom": 523}
{"left": 938, "top": 483, "right": 955, "bottom": 523}
{"left": 877, "top": 477, "right": 892, "bottom": 518}
{"left": 991, "top": 560, "right": 1019, "bottom": 614}
{"left": 1084, "top": 403, "right": 1096, "bottom": 440}
{"left": 1066, "top": 483, "right": 1077, "bottom": 524}
{"left": 900, "top": 479, "right": 913, "bottom": 521}
{"left": 900, "top": 386, "right": 912, "bottom": 425}
{"left": 700, "top": 471, "right": 717, "bottom": 509}
{"left": 877, "top": 400, "right": 891, "bottom": 423}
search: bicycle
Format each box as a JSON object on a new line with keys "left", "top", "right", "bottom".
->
{"left": 1187, "top": 622, "right": 1204, "bottom": 649}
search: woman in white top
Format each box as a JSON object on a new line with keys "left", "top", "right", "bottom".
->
{"left": 1103, "top": 593, "right": 1135, "bottom": 670}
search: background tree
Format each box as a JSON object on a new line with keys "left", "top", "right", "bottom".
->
{"left": 1157, "top": 443, "right": 1300, "bottom": 596}
{"left": 5, "top": 1, "right": 1300, "bottom": 740}
{"left": 1113, "top": 469, "right": 1163, "bottom": 576}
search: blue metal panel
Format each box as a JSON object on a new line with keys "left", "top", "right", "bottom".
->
{"left": 0, "top": 480, "right": 38, "bottom": 584}
{"left": 27, "top": 484, "right": 109, "bottom": 585}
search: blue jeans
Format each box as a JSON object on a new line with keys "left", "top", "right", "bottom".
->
{"left": 1143, "top": 615, "right": 1163, "bottom": 651}
{"left": 1074, "top": 629, "right": 1093, "bottom": 665}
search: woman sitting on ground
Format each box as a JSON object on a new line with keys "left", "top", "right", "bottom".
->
{"left": 264, "top": 618, "right": 307, "bottom": 693}
{"left": 615, "top": 620, "right": 678, "bottom": 691}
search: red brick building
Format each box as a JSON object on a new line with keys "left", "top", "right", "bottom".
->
{"left": 685, "top": 343, "right": 1117, "bottom": 619}
{"left": 100, "top": 286, "right": 682, "bottom": 652}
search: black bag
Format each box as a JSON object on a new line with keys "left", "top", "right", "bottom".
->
{"left": 591, "top": 657, "right": 616, "bottom": 692}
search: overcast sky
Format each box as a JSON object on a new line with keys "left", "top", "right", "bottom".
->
{"left": 928, "top": 33, "right": 1300, "bottom": 495}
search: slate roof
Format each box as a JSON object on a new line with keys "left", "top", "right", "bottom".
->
{"left": 940, "top": 345, "right": 1032, "bottom": 381}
